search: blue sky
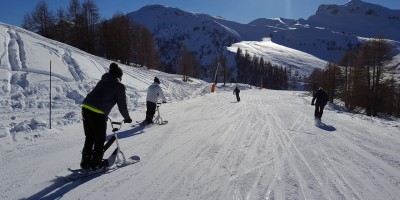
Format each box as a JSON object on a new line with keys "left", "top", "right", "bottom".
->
{"left": 0, "top": 0, "right": 399, "bottom": 26}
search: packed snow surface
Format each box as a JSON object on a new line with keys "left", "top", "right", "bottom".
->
{"left": 1, "top": 88, "right": 400, "bottom": 200}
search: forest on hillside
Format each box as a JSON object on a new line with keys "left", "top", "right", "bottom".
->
{"left": 22, "top": 0, "right": 159, "bottom": 69}
{"left": 307, "top": 38, "right": 400, "bottom": 117}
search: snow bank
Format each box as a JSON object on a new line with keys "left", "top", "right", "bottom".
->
{"left": 9, "top": 118, "right": 47, "bottom": 133}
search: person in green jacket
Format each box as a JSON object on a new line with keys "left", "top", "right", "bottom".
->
{"left": 80, "top": 62, "right": 132, "bottom": 171}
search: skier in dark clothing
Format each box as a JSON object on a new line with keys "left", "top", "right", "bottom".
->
{"left": 311, "top": 87, "right": 329, "bottom": 121}
{"left": 233, "top": 87, "right": 240, "bottom": 102}
{"left": 80, "top": 62, "right": 132, "bottom": 171}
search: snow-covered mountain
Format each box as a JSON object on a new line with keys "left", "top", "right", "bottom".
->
{"left": 127, "top": 5, "right": 287, "bottom": 71}
{"left": 307, "top": 0, "right": 400, "bottom": 41}
{"left": 128, "top": 1, "right": 400, "bottom": 75}
{"left": 272, "top": 0, "right": 400, "bottom": 62}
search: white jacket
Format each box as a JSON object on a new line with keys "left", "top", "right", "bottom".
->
{"left": 146, "top": 82, "right": 167, "bottom": 103}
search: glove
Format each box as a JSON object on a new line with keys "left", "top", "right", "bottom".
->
{"left": 162, "top": 101, "right": 167, "bottom": 103}
{"left": 124, "top": 118, "right": 132, "bottom": 123}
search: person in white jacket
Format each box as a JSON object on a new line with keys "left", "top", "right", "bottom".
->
{"left": 145, "top": 77, "right": 167, "bottom": 124}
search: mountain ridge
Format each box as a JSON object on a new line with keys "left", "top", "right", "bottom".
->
{"left": 127, "top": 1, "right": 400, "bottom": 76}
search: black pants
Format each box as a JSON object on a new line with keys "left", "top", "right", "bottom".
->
{"left": 145, "top": 101, "right": 157, "bottom": 123}
{"left": 82, "top": 107, "right": 107, "bottom": 166}
{"left": 314, "top": 105, "right": 325, "bottom": 119}
{"left": 236, "top": 94, "right": 240, "bottom": 102}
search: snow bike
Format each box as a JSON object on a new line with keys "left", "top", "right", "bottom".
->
{"left": 63, "top": 119, "right": 140, "bottom": 182}
{"left": 133, "top": 102, "right": 168, "bottom": 127}
{"left": 104, "top": 118, "right": 135, "bottom": 166}
{"left": 153, "top": 102, "right": 168, "bottom": 125}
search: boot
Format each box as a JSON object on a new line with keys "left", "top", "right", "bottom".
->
{"left": 145, "top": 116, "right": 154, "bottom": 125}
{"left": 80, "top": 151, "right": 92, "bottom": 170}
{"left": 91, "top": 159, "right": 109, "bottom": 170}
{"left": 91, "top": 151, "right": 105, "bottom": 170}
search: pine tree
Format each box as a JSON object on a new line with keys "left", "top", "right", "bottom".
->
{"left": 81, "top": 0, "right": 100, "bottom": 54}
{"left": 23, "top": 1, "right": 56, "bottom": 37}
{"left": 178, "top": 45, "right": 200, "bottom": 81}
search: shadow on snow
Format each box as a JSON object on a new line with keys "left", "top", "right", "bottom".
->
{"left": 106, "top": 125, "right": 146, "bottom": 140}
{"left": 23, "top": 173, "right": 103, "bottom": 200}
{"left": 316, "top": 122, "right": 336, "bottom": 131}
{"left": 22, "top": 126, "right": 145, "bottom": 199}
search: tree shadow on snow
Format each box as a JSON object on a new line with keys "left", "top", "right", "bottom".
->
{"left": 315, "top": 122, "right": 336, "bottom": 132}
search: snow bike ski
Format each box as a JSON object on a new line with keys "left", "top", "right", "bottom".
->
{"left": 63, "top": 155, "right": 140, "bottom": 182}
{"left": 62, "top": 119, "right": 140, "bottom": 182}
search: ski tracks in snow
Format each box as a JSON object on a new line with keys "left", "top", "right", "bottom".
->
{"left": 103, "top": 89, "right": 400, "bottom": 200}
{"left": 5, "top": 89, "right": 400, "bottom": 200}
{"left": 3, "top": 28, "right": 74, "bottom": 81}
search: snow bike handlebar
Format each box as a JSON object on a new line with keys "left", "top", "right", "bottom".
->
{"left": 109, "top": 118, "right": 124, "bottom": 132}
{"left": 157, "top": 101, "right": 166, "bottom": 107}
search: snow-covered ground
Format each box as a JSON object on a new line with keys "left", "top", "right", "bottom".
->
{"left": 1, "top": 21, "right": 400, "bottom": 200}
{"left": 1, "top": 88, "right": 400, "bottom": 200}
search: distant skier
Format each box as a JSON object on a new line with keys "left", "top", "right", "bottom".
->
{"left": 144, "top": 77, "right": 167, "bottom": 124}
{"left": 80, "top": 63, "right": 132, "bottom": 171}
{"left": 311, "top": 87, "right": 328, "bottom": 121}
{"left": 233, "top": 87, "right": 240, "bottom": 102}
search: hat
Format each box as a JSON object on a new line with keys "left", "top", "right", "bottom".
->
{"left": 154, "top": 77, "right": 160, "bottom": 84}
{"left": 109, "top": 62, "right": 123, "bottom": 78}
